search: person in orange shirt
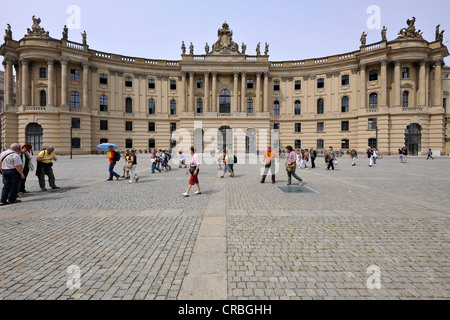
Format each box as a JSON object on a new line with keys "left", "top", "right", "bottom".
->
{"left": 260, "top": 145, "right": 279, "bottom": 184}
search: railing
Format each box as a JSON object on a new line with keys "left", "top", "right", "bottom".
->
{"left": 193, "top": 56, "right": 205, "bottom": 61}
{"left": 95, "top": 52, "right": 111, "bottom": 59}
{"left": 245, "top": 57, "right": 258, "bottom": 62}
{"left": 292, "top": 61, "right": 305, "bottom": 66}
{"left": 23, "top": 106, "right": 46, "bottom": 111}
{"left": 339, "top": 54, "right": 354, "bottom": 60}
{"left": 145, "top": 60, "right": 158, "bottom": 65}
{"left": 66, "top": 41, "right": 84, "bottom": 51}
{"left": 218, "top": 113, "right": 232, "bottom": 117}
{"left": 364, "top": 42, "right": 386, "bottom": 52}
{"left": 314, "top": 58, "right": 328, "bottom": 64}
{"left": 122, "top": 57, "right": 135, "bottom": 63}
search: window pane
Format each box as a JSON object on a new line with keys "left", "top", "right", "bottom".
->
{"left": 149, "top": 99, "right": 156, "bottom": 114}
{"left": 148, "top": 79, "right": 155, "bottom": 89}
{"left": 71, "top": 117, "right": 81, "bottom": 129}
{"left": 341, "top": 96, "right": 349, "bottom": 112}
{"left": 295, "top": 80, "right": 301, "bottom": 90}
{"left": 294, "top": 101, "right": 301, "bottom": 115}
{"left": 317, "top": 78, "right": 324, "bottom": 89}
{"left": 317, "top": 99, "right": 324, "bottom": 114}
{"left": 149, "top": 122, "right": 155, "bottom": 132}
{"left": 100, "top": 74, "right": 108, "bottom": 85}
{"left": 247, "top": 99, "right": 253, "bottom": 114}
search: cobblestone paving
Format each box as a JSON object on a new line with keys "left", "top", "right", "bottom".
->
{"left": 0, "top": 154, "right": 448, "bottom": 299}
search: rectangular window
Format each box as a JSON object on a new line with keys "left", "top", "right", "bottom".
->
{"left": 369, "top": 69, "right": 378, "bottom": 81}
{"left": 99, "top": 73, "right": 108, "bottom": 85}
{"left": 317, "top": 139, "right": 324, "bottom": 150}
{"left": 71, "top": 137, "right": 81, "bottom": 149}
{"left": 170, "top": 80, "right": 177, "bottom": 90}
{"left": 294, "top": 80, "right": 302, "bottom": 90}
{"left": 197, "top": 79, "right": 203, "bottom": 89}
{"left": 317, "top": 78, "right": 324, "bottom": 89}
{"left": 295, "top": 123, "right": 302, "bottom": 133}
{"left": 341, "top": 121, "right": 349, "bottom": 132}
{"left": 125, "top": 77, "right": 133, "bottom": 87}
{"left": 295, "top": 140, "right": 302, "bottom": 150}
{"left": 341, "top": 139, "right": 350, "bottom": 149}
{"left": 273, "top": 123, "right": 280, "bottom": 131}
{"left": 39, "top": 67, "right": 47, "bottom": 79}
{"left": 444, "top": 98, "right": 447, "bottom": 113}
{"left": 402, "top": 67, "right": 410, "bottom": 79}
{"left": 149, "top": 122, "right": 156, "bottom": 132}
{"left": 70, "top": 69, "right": 80, "bottom": 81}
{"left": 100, "top": 120, "right": 108, "bottom": 131}
{"left": 125, "top": 121, "right": 133, "bottom": 131}
{"left": 247, "top": 79, "right": 254, "bottom": 89}
{"left": 341, "top": 75, "right": 349, "bottom": 86}
{"left": 149, "top": 139, "right": 156, "bottom": 149}
{"left": 273, "top": 81, "right": 280, "bottom": 91}
{"left": 368, "top": 118, "right": 378, "bottom": 130}
{"left": 148, "top": 79, "right": 156, "bottom": 89}
{"left": 71, "top": 117, "right": 81, "bottom": 129}
{"left": 125, "top": 139, "right": 133, "bottom": 149}
{"left": 170, "top": 123, "right": 177, "bottom": 133}
{"left": 317, "top": 122, "right": 324, "bottom": 132}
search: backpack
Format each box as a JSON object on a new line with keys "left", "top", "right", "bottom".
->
{"left": 113, "top": 151, "right": 121, "bottom": 162}
{"left": 233, "top": 155, "right": 237, "bottom": 164}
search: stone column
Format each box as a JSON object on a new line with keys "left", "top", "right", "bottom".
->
{"left": 3, "top": 58, "right": 14, "bottom": 106}
{"left": 263, "top": 72, "right": 269, "bottom": 113}
{"left": 256, "top": 72, "right": 262, "bottom": 113}
{"left": 418, "top": 59, "right": 427, "bottom": 107}
{"left": 233, "top": 72, "right": 239, "bottom": 113}
{"left": 60, "top": 58, "right": 69, "bottom": 107}
{"left": 180, "top": 72, "right": 187, "bottom": 113}
{"left": 393, "top": 60, "right": 401, "bottom": 107}
{"left": 241, "top": 72, "right": 246, "bottom": 113}
{"left": 20, "top": 58, "right": 30, "bottom": 106}
{"left": 359, "top": 63, "right": 367, "bottom": 109}
{"left": 189, "top": 72, "right": 195, "bottom": 113}
{"left": 46, "top": 59, "right": 55, "bottom": 106}
{"left": 211, "top": 72, "right": 217, "bottom": 113}
{"left": 380, "top": 60, "right": 387, "bottom": 107}
{"left": 433, "top": 59, "right": 443, "bottom": 107}
{"left": 82, "top": 63, "right": 89, "bottom": 109}
{"left": 204, "top": 72, "right": 209, "bottom": 112}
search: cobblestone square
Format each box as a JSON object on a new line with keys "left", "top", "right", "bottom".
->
{"left": 0, "top": 155, "right": 449, "bottom": 300}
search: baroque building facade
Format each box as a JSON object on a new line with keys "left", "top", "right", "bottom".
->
{"left": 1, "top": 18, "right": 449, "bottom": 155}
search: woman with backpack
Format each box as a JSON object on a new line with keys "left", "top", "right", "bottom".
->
{"left": 107, "top": 146, "right": 121, "bottom": 181}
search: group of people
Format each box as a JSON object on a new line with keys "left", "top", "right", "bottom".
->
{"left": 0, "top": 143, "right": 59, "bottom": 206}
{"left": 218, "top": 149, "right": 236, "bottom": 178}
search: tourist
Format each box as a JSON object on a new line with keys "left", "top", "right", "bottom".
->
{"left": 18, "top": 144, "right": 33, "bottom": 195}
{"left": 121, "top": 149, "right": 130, "bottom": 179}
{"left": 183, "top": 146, "right": 201, "bottom": 197}
{"left": 373, "top": 148, "right": 378, "bottom": 164}
{"left": 399, "top": 147, "right": 404, "bottom": 163}
{"left": 260, "top": 145, "right": 279, "bottom": 184}
{"left": 221, "top": 149, "right": 235, "bottom": 178}
{"left": 0, "top": 143, "right": 25, "bottom": 206}
{"left": 151, "top": 151, "right": 162, "bottom": 173}
{"left": 179, "top": 150, "right": 187, "bottom": 168}
{"left": 301, "top": 149, "right": 309, "bottom": 169}
{"left": 296, "top": 150, "right": 301, "bottom": 169}
{"left": 350, "top": 148, "right": 358, "bottom": 166}
{"left": 285, "top": 145, "right": 303, "bottom": 186}
{"left": 106, "top": 145, "right": 121, "bottom": 181}
{"left": 367, "top": 147, "right": 374, "bottom": 167}
{"left": 310, "top": 148, "right": 317, "bottom": 169}
{"left": 427, "top": 149, "right": 434, "bottom": 160}
{"left": 127, "top": 150, "right": 139, "bottom": 183}
{"left": 36, "top": 146, "right": 60, "bottom": 191}
{"left": 402, "top": 147, "right": 408, "bottom": 163}
{"left": 326, "top": 146, "right": 336, "bottom": 171}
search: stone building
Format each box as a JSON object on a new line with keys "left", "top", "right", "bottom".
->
{"left": 0, "top": 18, "right": 449, "bottom": 155}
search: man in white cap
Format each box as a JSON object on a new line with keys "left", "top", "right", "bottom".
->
{"left": 36, "top": 146, "right": 60, "bottom": 191}
{"left": 0, "top": 143, "right": 25, "bottom": 205}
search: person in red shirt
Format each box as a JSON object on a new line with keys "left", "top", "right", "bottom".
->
{"left": 107, "top": 146, "right": 121, "bottom": 181}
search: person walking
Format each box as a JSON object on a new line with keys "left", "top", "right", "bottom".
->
{"left": 285, "top": 145, "right": 303, "bottom": 186}
{"left": 427, "top": 149, "right": 434, "bottom": 160}
{"left": 260, "top": 145, "right": 279, "bottom": 184}
{"left": 179, "top": 151, "right": 187, "bottom": 168}
{"left": 127, "top": 150, "right": 139, "bottom": 183}
{"left": 367, "top": 147, "right": 374, "bottom": 167}
{"left": 310, "top": 148, "right": 317, "bottom": 169}
{"left": 399, "top": 147, "right": 404, "bottom": 163}
{"left": 373, "top": 148, "right": 378, "bottom": 164}
{"left": 183, "top": 146, "right": 201, "bottom": 197}
{"left": 121, "top": 149, "right": 130, "bottom": 179}
{"left": 326, "top": 146, "right": 336, "bottom": 171}
{"left": 402, "top": 147, "right": 408, "bottom": 163}
{"left": 301, "top": 149, "right": 309, "bottom": 169}
{"left": 106, "top": 146, "right": 121, "bottom": 181}
{"left": 350, "top": 148, "right": 358, "bottom": 166}
{"left": 0, "top": 143, "right": 25, "bottom": 206}
{"left": 36, "top": 146, "right": 60, "bottom": 191}
{"left": 151, "top": 151, "right": 162, "bottom": 173}
{"left": 221, "top": 150, "right": 235, "bottom": 178}
{"left": 18, "top": 144, "right": 33, "bottom": 194}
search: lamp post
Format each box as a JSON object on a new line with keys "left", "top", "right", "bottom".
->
{"left": 70, "top": 126, "right": 73, "bottom": 160}
{"left": 376, "top": 125, "right": 379, "bottom": 150}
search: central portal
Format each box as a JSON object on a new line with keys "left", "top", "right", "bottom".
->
{"left": 218, "top": 126, "right": 233, "bottom": 152}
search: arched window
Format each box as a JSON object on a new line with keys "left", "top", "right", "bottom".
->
{"left": 402, "top": 91, "right": 409, "bottom": 108}
{"left": 273, "top": 101, "right": 280, "bottom": 116}
{"left": 26, "top": 123, "right": 43, "bottom": 151}
{"left": 317, "top": 99, "right": 324, "bottom": 114}
{"left": 70, "top": 91, "right": 80, "bottom": 108}
{"left": 40, "top": 90, "right": 47, "bottom": 107}
{"left": 100, "top": 95, "right": 108, "bottom": 112}
{"left": 197, "top": 99, "right": 203, "bottom": 114}
{"left": 341, "top": 96, "right": 349, "bottom": 113}
{"left": 369, "top": 93, "right": 378, "bottom": 109}
{"left": 170, "top": 100, "right": 177, "bottom": 115}
{"left": 247, "top": 99, "right": 253, "bottom": 114}
{"left": 294, "top": 100, "right": 301, "bottom": 115}
{"left": 125, "top": 97, "right": 133, "bottom": 113}
{"left": 219, "top": 90, "right": 231, "bottom": 113}
{"left": 148, "top": 99, "right": 156, "bottom": 114}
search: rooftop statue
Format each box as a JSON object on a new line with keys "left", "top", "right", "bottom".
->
{"left": 256, "top": 42, "right": 261, "bottom": 55}
{"left": 264, "top": 43, "right": 269, "bottom": 55}
{"left": 62, "top": 25, "right": 68, "bottom": 40}
{"left": 381, "top": 26, "right": 387, "bottom": 41}
{"left": 4, "top": 23, "right": 12, "bottom": 40}
{"left": 26, "top": 15, "right": 50, "bottom": 38}
{"left": 82, "top": 30, "right": 87, "bottom": 45}
{"left": 436, "top": 25, "right": 445, "bottom": 42}
{"left": 189, "top": 42, "right": 194, "bottom": 55}
{"left": 211, "top": 22, "right": 240, "bottom": 54}
{"left": 360, "top": 32, "right": 367, "bottom": 46}
{"left": 181, "top": 41, "right": 186, "bottom": 55}
{"left": 397, "top": 17, "right": 424, "bottom": 40}
{"left": 241, "top": 42, "right": 246, "bottom": 54}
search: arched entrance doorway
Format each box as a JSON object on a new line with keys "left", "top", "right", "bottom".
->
{"left": 26, "top": 123, "right": 43, "bottom": 151}
{"left": 405, "top": 123, "right": 422, "bottom": 156}
{"left": 246, "top": 129, "right": 256, "bottom": 154}
{"left": 218, "top": 126, "right": 233, "bottom": 152}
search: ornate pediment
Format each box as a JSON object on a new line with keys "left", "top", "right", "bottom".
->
{"left": 25, "top": 16, "right": 50, "bottom": 38}
{"left": 396, "top": 17, "right": 424, "bottom": 41}
{"left": 210, "top": 22, "right": 241, "bottom": 55}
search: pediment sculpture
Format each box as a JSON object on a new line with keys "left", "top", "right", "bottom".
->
{"left": 26, "top": 16, "right": 50, "bottom": 38}
{"left": 396, "top": 17, "right": 423, "bottom": 40}
{"left": 210, "top": 22, "right": 240, "bottom": 55}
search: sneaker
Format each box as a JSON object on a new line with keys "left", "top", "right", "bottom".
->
{"left": 116, "top": 176, "right": 120, "bottom": 181}
{"left": 52, "top": 186, "right": 61, "bottom": 190}
{"left": 195, "top": 191, "right": 202, "bottom": 195}
{"left": 0, "top": 202, "right": 8, "bottom": 206}
{"left": 135, "top": 177, "right": 139, "bottom": 182}
{"left": 221, "top": 175, "right": 224, "bottom": 178}
{"left": 298, "top": 180, "right": 303, "bottom": 186}
{"left": 41, "top": 188, "right": 48, "bottom": 191}
{"left": 183, "top": 193, "right": 189, "bottom": 197}
{"left": 106, "top": 179, "right": 113, "bottom": 181}
{"left": 8, "top": 200, "right": 21, "bottom": 204}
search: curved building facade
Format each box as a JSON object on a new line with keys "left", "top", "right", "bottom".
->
{"left": 1, "top": 19, "right": 449, "bottom": 155}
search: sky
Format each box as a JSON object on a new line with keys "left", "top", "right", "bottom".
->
{"left": 1, "top": 0, "right": 449, "bottom": 71}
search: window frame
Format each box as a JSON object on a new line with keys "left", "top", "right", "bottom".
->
{"left": 70, "top": 91, "right": 80, "bottom": 108}
{"left": 341, "top": 121, "right": 350, "bottom": 132}
{"left": 273, "top": 101, "right": 280, "bottom": 116}
{"left": 125, "top": 121, "right": 133, "bottom": 132}
{"left": 317, "top": 78, "right": 325, "bottom": 89}
{"left": 70, "top": 69, "right": 80, "bottom": 81}
{"left": 317, "top": 99, "right": 325, "bottom": 114}
{"left": 294, "top": 80, "right": 302, "bottom": 91}
{"left": 317, "top": 122, "right": 324, "bottom": 132}
{"left": 294, "top": 100, "right": 301, "bottom": 115}
{"left": 369, "top": 69, "right": 378, "bottom": 81}
{"left": 100, "top": 95, "right": 108, "bottom": 112}
{"left": 99, "top": 73, "right": 108, "bottom": 85}
{"left": 341, "top": 96, "right": 350, "bottom": 113}
{"left": 148, "top": 79, "right": 156, "bottom": 89}
{"left": 368, "top": 118, "right": 378, "bottom": 130}
{"left": 148, "top": 99, "right": 156, "bottom": 115}
{"left": 295, "top": 123, "right": 302, "bottom": 133}
{"left": 39, "top": 67, "right": 47, "bottom": 79}
{"left": 125, "top": 76, "right": 133, "bottom": 88}
{"left": 71, "top": 117, "right": 81, "bottom": 129}
{"left": 148, "top": 122, "right": 156, "bottom": 132}
{"left": 341, "top": 74, "right": 350, "bottom": 86}
{"left": 100, "top": 120, "right": 108, "bottom": 131}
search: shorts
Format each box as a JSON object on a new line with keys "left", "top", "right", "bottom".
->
{"left": 189, "top": 173, "right": 199, "bottom": 185}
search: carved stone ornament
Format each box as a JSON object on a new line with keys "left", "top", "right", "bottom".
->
{"left": 396, "top": 17, "right": 424, "bottom": 41}
{"left": 25, "top": 16, "right": 50, "bottom": 38}
{"left": 210, "top": 22, "right": 240, "bottom": 55}
{"left": 4, "top": 23, "right": 12, "bottom": 40}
